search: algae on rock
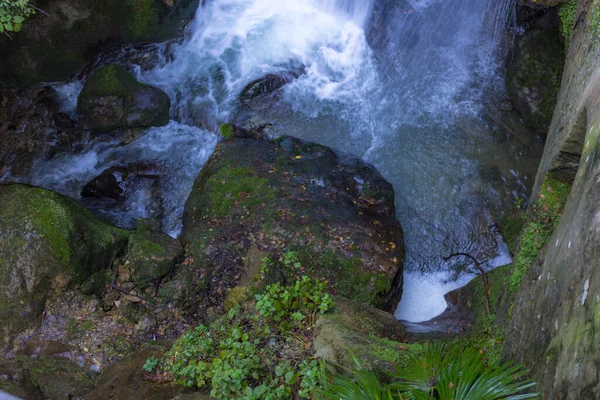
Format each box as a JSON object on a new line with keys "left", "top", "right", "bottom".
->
{"left": 0, "top": 184, "right": 130, "bottom": 351}
{"left": 77, "top": 64, "right": 171, "bottom": 131}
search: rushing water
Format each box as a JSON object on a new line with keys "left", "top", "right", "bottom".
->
{"left": 19, "top": 0, "right": 542, "bottom": 322}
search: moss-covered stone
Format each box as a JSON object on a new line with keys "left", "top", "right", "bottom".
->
{"left": 22, "top": 356, "right": 95, "bottom": 400}
{"left": 0, "top": 0, "right": 200, "bottom": 85}
{"left": 121, "top": 230, "right": 183, "bottom": 286}
{"left": 86, "top": 349, "right": 198, "bottom": 400}
{"left": 312, "top": 296, "right": 411, "bottom": 376}
{"left": 506, "top": 27, "right": 565, "bottom": 135}
{"left": 508, "top": 175, "right": 571, "bottom": 293}
{"left": 0, "top": 184, "right": 130, "bottom": 351}
{"left": 180, "top": 136, "right": 405, "bottom": 312}
{"left": 77, "top": 64, "right": 170, "bottom": 131}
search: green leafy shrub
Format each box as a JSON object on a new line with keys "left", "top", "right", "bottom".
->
{"left": 220, "top": 123, "right": 234, "bottom": 139}
{"left": 0, "top": 0, "right": 34, "bottom": 34}
{"left": 143, "top": 356, "right": 159, "bottom": 372}
{"left": 319, "top": 343, "right": 538, "bottom": 400}
{"left": 153, "top": 277, "right": 333, "bottom": 399}
{"left": 256, "top": 275, "right": 333, "bottom": 329}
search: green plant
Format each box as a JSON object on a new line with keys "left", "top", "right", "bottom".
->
{"left": 143, "top": 356, "right": 159, "bottom": 372}
{"left": 256, "top": 275, "right": 333, "bottom": 330}
{"left": 509, "top": 176, "right": 570, "bottom": 292}
{"left": 559, "top": 0, "right": 577, "bottom": 49}
{"left": 220, "top": 123, "right": 234, "bottom": 139}
{"left": 319, "top": 343, "right": 538, "bottom": 400}
{"left": 0, "top": 0, "right": 34, "bottom": 35}
{"left": 318, "top": 354, "right": 396, "bottom": 400}
{"left": 152, "top": 277, "right": 333, "bottom": 399}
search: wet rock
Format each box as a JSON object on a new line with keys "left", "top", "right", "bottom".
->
{"left": 0, "top": 86, "right": 85, "bottom": 179}
{"left": 0, "top": 184, "right": 130, "bottom": 352}
{"left": 180, "top": 136, "right": 405, "bottom": 313}
{"left": 81, "top": 164, "right": 161, "bottom": 201}
{"left": 312, "top": 296, "right": 409, "bottom": 375}
{"left": 86, "top": 349, "right": 197, "bottom": 400}
{"left": 0, "top": 0, "right": 199, "bottom": 85}
{"left": 519, "top": 0, "right": 567, "bottom": 8}
{"left": 119, "top": 231, "right": 183, "bottom": 286}
{"left": 506, "top": 24, "right": 565, "bottom": 135}
{"left": 77, "top": 65, "right": 170, "bottom": 131}
{"left": 239, "top": 73, "right": 297, "bottom": 101}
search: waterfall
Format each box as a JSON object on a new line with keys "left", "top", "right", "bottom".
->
{"left": 26, "top": 0, "right": 527, "bottom": 323}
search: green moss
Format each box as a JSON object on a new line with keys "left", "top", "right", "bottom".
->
{"left": 288, "top": 248, "right": 391, "bottom": 307}
{"left": 205, "top": 166, "right": 276, "bottom": 216}
{"left": 509, "top": 175, "right": 571, "bottom": 293}
{"left": 559, "top": 0, "right": 577, "bottom": 49}
{"left": 500, "top": 214, "right": 526, "bottom": 255}
{"left": 81, "top": 65, "right": 142, "bottom": 100}
{"left": 220, "top": 123, "right": 234, "bottom": 140}
{"left": 139, "top": 239, "right": 164, "bottom": 255}
{"left": 125, "top": 0, "right": 158, "bottom": 41}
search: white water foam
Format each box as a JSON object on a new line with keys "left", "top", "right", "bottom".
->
{"left": 30, "top": 122, "right": 218, "bottom": 236}
{"left": 395, "top": 235, "right": 512, "bottom": 322}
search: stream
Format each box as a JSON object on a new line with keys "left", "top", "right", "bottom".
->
{"left": 11, "top": 0, "right": 544, "bottom": 324}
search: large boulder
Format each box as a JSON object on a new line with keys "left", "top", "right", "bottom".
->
{"left": 180, "top": 135, "right": 405, "bottom": 312}
{"left": 506, "top": 25, "right": 565, "bottom": 135}
{"left": 0, "top": 184, "right": 130, "bottom": 351}
{"left": 0, "top": 0, "right": 199, "bottom": 85}
{"left": 77, "top": 65, "right": 170, "bottom": 131}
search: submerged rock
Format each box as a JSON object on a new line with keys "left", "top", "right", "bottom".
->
{"left": 77, "top": 65, "right": 170, "bottom": 131}
{"left": 239, "top": 72, "right": 298, "bottom": 101}
{"left": 0, "top": 184, "right": 130, "bottom": 351}
{"left": 180, "top": 135, "right": 405, "bottom": 312}
{"left": 81, "top": 164, "right": 161, "bottom": 201}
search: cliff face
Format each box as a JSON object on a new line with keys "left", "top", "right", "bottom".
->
{"left": 504, "top": 1, "right": 600, "bottom": 398}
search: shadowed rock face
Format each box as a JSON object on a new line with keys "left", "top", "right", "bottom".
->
{"left": 503, "top": 2, "right": 600, "bottom": 398}
{"left": 0, "top": 85, "right": 84, "bottom": 179}
{"left": 180, "top": 136, "right": 405, "bottom": 313}
{"left": 0, "top": 0, "right": 200, "bottom": 85}
{"left": 506, "top": 20, "right": 564, "bottom": 136}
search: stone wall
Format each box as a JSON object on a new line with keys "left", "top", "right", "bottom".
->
{"left": 504, "top": 1, "right": 600, "bottom": 398}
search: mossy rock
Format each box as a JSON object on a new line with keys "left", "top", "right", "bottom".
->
{"left": 86, "top": 349, "right": 198, "bottom": 400}
{"left": 121, "top": 231, "right": 183, "bottom": 286}
{"left": 0, "top": 0, "right": 200, "bottom": 85}
{"left": 180, "top": 136, "right": 405, "bottom": 312}
{"left": 77, "top": 64, "right": 170, "bottom": 131}
{"left": 506, "top": 27, "right": 565, "bottom": 135}
{"left": 22, "top": 356, "right": 95, "bottom": 400}
{"left": 312, "top": 296, "right": 410, "bottom": 376}
{"left": 0, "top": 184, "right": 130, "bottom": 351}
